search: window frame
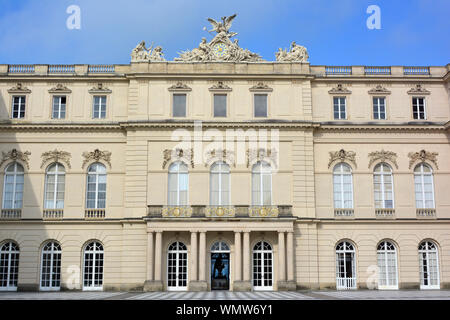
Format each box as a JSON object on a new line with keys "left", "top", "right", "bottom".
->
{"left": 85, "top": 163, "right": 107, "bottom": 209}
{"left": 414, "top": 163, "right": 435, "bottom": 209}
{"left": 333, "top": 96, "right": 347, "bottom": 120}
{"left": 51, "top": 95, "right": 67, "bottom": 119}
{"left": 210, "top": 161, "right": 231, "bottom": 206}
{"left": 39, "top": 241, "right": 62, "bottom": 291}
{"left": 253, "top": 93, "right": 269, "bottom": 118}
{"left": 372, "top": 96, "right": 387, "bottom": 120}
{"left": 92, "top": 95, "right": 107, "bottom": 119}
{"left": 11, "top": 95, "right": 26, "bottom": 119}
{"left": 377, "top": 241, "right": 399, "bottom": 290}
{"left": 212, "top": 93, "right": 228, "bottom": 118}
{"left": 335, "top": 241, "right": 357, "bottom": 290}
{"left": 412, "top": 96, "right": 427, "bottom": 120}
{"left": 167, "top": 161, "right": 189, "bottom": 206}
{"left": 252, "top": 241, "right": 273, "bottom": 291}
{"left": 172, "top": 93, "right": 188, "bottom": 118}
{"left": 251, "top": 161, "right": 272, "bottom": 206}
{"left": 0, "top": 241, "right": 20, "bottom": 291}
{"left": 2, "top": 162, "right": 24, "bottom": 210}
{"left": 333, "top": 163, "right": 354, "bottom": 209}
{"left": 82, "top": 241, "right": 104, "bottom": 291}
{"left": 167, "top": 241, "right": 188, "bottom": 291}
{"left": 373, "top": 163, "right": 395, "bottom": 209}
{"left": 44, "top": 163, "right": 66, "bottom": 209}
{"left": 418, "top": 241, "right": 440, "bottom": 290}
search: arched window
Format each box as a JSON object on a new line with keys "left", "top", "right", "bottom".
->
{"left": 44, "top": 163, "right": 65, "bottom": 209}
{"left": 252, "top": 161, "right": 272, "bottom": 206}
{"left": 83, "top": 241, "right": 104, "bottom": 291}
{"left": 414, "top": 164, "right": 435, "bottom": 209}
{"left": 210, "top": 161, "right": 230, "bottom": 206}
{"left": 373, "top": 163, "right": 394, "bottom": 209}
{"left": 86, "top": 163, "right": 106, "bottom": 209}
{"left": 377, "top": 241, "right": 398, "bottom": 289}
{"left": 0, "top": 242, "right": 19, "bottom": 291}
{"left": 252, "top": 241, "right": 273, "bottom": 290}
{"left": 2, "top": 163, "right": 24, "bottom": 209}
{"left": 336, "top": 241, "right": 356, "bottom": 290}
{"left": 333, "top": 163, "right": 353, "bottom": 208}
{"left": 167, "top": 241, "right": 187, "bottom": 291}
{"left": 40, "top": 241, "right": 62, "bottom": 291}
{"left": 418, "top": 241, "right": 440, "bottom": 289}
{"left": 168, "top": 162, "right": 188, "bottom": 206}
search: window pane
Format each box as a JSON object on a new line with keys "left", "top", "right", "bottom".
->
{"left": 213, "top": 94, "right": 227, "bottom": 117}
{"left": 173, "top": 94, "right": 186, "bottom": 117}
{"left": 254, "top": 94, "right": 267, "bottom": 117}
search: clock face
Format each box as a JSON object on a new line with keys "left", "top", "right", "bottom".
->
{"left": 212, "top": 43, "right": 228, "bottom": 58}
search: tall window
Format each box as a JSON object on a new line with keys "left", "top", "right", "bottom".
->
{"left": 0, "top": 242, "right": 19, "bottom": 291}
{"left": 373, "top": 97, "right": 386, "bottom": 120}
{"left": 167, "top": 242, "right": 188, "bottom": 291}
{"left": 213, "top": 94, "right": 227, "bottom": 117}
{"left": 12, "top": 96, "right": 26, "bottom": 119}
{"left": 418, "top": 241, "right": 440, "bottom": 289}
{"left": 2, "top": 163, "right": 24, "bottom": 209}
{"left": 333, "top": 97, "right": 346, "bottom": 120}
{"left": 335, "top": 241, "right": 356, "bottom": 290}
{"left": 254, "top": 94, "right": 268, "bottom": 117}
{"left": 173, "top": 94, "right": 187, "bottom": 117}
{"left": 52, "top": 96, "right": 66, "bottom": 119}
{"left": 373, "top": 163, "right": 394, "bottom": 209}
{"left": 414, "top": 163, "right": 435, "bottom": 209}
{"left": 86, "top": 163, "right": 106, "bottom": 209}
{"left": 252, "top": 161, "right": 272, "bottom": 206}
{"left": 252, "top": 241, "right": 273, "bottom": 290}
{"left": 377, "top": 241, "right": 398, "bottom": 289}
{"left": 168, "top": 162, "right": 188, "bottom": 206}
{"left": 44, "top": 163, "right": 65, "bottom": 209}
{"left": 83, "top": 241, "right": 104, "bottom": 290}
{"left": 40, "top": 241, "right": 62, "bottom": 291}
{"left": 210, "top": 161, "right": 230, "bottom": 206}
{"left": 93, "top": 96, "right": 106, "bottom": 119}
{"left": 333, "top": 163, "right": 353, "bottom": 209}
{"left": 412, "top": 97, "right": 426, "bottom": 120}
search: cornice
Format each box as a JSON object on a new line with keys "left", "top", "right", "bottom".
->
{"left": 0, "top": 122, "right": 123, "bottom": 131}
{"left": 317, "top": 122, "right": 447, "bottom": 132}
{"left": 120, "top": 120, "right": 318, "bottom": 129}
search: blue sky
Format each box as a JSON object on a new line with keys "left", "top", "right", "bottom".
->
{"left": 0, "top": 0, "right": 448, "bottom": 65}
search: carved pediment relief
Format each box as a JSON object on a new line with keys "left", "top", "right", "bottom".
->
{"left": 368, "top": 85, "right": 391, "bottom": 95}
{"left": 407, "top": 84, "right": 430, "bottom": 95}
{"left": 204, "top": 149, "right": 235, "bottom": 167}
{"left": 408, "top": 149, "right": 438, "bottom": 169}
{"left": 328, "top": 83, "right": 351, "bottom": 95}
{"left": 48, "top": 83, "right": 72, "bottom": 94}
{"left": 82, "top": 149, "right": 112, "bottom": 168}
{"left": 8, "top": 83, "right": 31, "bottom": 94}
{"left": 328, "top": 149, "right": 356, "bottom": 168}
{"left": 209, "top": 81, "right": 232, "bottom": 92}
{"left": 0, "top": 149, "right": 31, "bottom": 169}
{"left": 163, "top": 148, "right": 194, "bottom": 168}
{"left": 368, "top": 150, "right": 398, "bottom": 169}
{"left": 249, "top": 82, "right": 273, "bottom": 92}
{"left": 88, "top": 83, "right": 112, "bottom": 94}
{"left": 40, "top": 149, "right": 71, "bottom": 169}
{"left": 247, "top": 148, "right": 278, "bottom": 169}
{"left": 168, "top": 82, "right": 192, "bottom": 92}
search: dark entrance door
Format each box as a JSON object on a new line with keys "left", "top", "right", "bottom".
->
{"left": 211, "top": 252, "right": 230, "bottom": 290}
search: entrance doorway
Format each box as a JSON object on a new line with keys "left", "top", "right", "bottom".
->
{"left": 210, "top": 241, "right": 230, "bottom": 290}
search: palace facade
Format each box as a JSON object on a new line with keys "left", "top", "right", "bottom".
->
{"left": 0, "top": 16, "right": 449, "bottom": 292}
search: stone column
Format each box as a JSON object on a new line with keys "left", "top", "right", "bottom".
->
{"left": 144, "top": 231, "right": 163, "bottom": 291}
{"left": 233, "top": 231, "right": 251, "bottom": 291}
{"left": 278, "top": 232, "right": 286, "bottom": 282}
{"left": 190, "top": 231, "right": 207, "bottom": 291}
{"left": 234, "top": 232, "right": 242, "bottom": 281}
{"left": 287, "top": 232, "right": 294, "bottom": 282}
{"left": 191, "top": 232, "right": 198, "bottom": 281}
{"left": 278, "top": 231, "right": 296, "bottom": 291}
{"left": 243, "top": 232, "right": 250, "bottom": 282}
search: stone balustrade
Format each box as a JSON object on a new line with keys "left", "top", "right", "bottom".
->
{"left": 334, "top": 208, "right": 354, "bottom": 218}
{"left": 416, "top": 208, "right": 436, "bottom": 218}
{"left": 1, "top": 209, "right": 21, "bottom": 220}
{"left": 43, "top": 209, "right": 64, "bottom": 220}
{"left": 85, "top": 209, "right": 106, "bottom": 219}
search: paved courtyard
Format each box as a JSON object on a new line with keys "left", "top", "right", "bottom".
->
{"left": 0, "top": 290, "right": 449, "bottom": 300}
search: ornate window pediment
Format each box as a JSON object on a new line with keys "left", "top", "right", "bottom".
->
{"left": 368, "top": 85, "right": 391, "bottom": 95}
{"left": 168, "top": 82, "right": 192, "bottom": 92}
{"left": 40, "top": 149, "right": 71, "bottom": 169}
{"left": 88, "top": 83, "right": 112, "bottom": 94}
{"left": 407, "top": 84, "right": 430, "bottom": 95}
{"left": 163, "top": 148, "right": 194, "bottom": 169}
{"left": 204, "top": 149, "right": 235, "bottom": 167}
{"left": 82, "top": 149, "right": 112, "bottom": 169}
{"left": 328, "top": 149, "right": 356, "bottom": 169}
{"left": 8, "top": 83, "right": 31, "bottom": 94}
{"left": 247, "top": 148, "right": 278, "bottom": 169}
{"left": 209, "top": 81, "right": 232, "bottom": 92}
{"left": 0, "top": 149, "right": 31, "bottom": 169}
{"left": 328, "top": 83, "right": 351, "bottom": 95}
{"left": 408, "top": 150, "right": 438, "bottom": 169}
{"left": 48, "top": 83, "right": 72, "bottom": 94}
{"left": 249, "top": 82, "right": 273, "bottom": 92}
{"left": 368, "top": 150, "right": 398, "bottom": 169}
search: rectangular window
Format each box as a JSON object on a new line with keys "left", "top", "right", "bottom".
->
{"left": 173, "top": 94, "right": 187, "bottom": 117}
{"left": 254, "top": 94, "right": 268, "bottom": 117}
{"left": 412, "top": 97, "right": 426, "bottom": 120}
{"left": 93, "top": 96, "right": 106, "bottom": 119}
{"left": 52, "top": 96, "right": 66, "bottom": 119}
{"left": 12, "top": 96, "right": 26, "bottom": 119}
{"left": 213, "top": 94, "right": 227, "bottom": 117}
{"left": 373, "top": 97, "right": 386, "bottom": 120}
{"left": 333, "top": 97, "right": 346, "bottom": 119}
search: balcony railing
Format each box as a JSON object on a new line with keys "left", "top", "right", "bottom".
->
{"left": 334, "top": 208, "right": 354, "bottom": 218}
{"left": 1, "top": 209, "right": 21, "bottom": 219}
{"left": 375, "top": 208, "right": 395, "bottom": 219}
{"left": 8, "top": 65, "right": 35, "bottom": 73}
{"left": 365, "top": 66, "right": 391, "bottom": 75}
{"left": 85, "top": 209, "right": 105, "bottom": 219}
{"left": 325, "top": 66, "right": 352, "bottom": 75}
{"left": 205, "top": 206, "right": 235, "bottom": 218}
{"left": 161, "top": 206, "right": 193, "bottom": 218}
{"left": 148, "top": 205, "right": 291, "bottom": 218}
{"left": 48, "top": 65, "right": 75, "bottom": 73}
{"left": 248, "top": 206, "right": 279, "bottom": 218}
{"left": 336, "top": 277, "right": 356, "bottom": 290}
{"left": 43, "top": 209, "right": 64, "bottom": 220}
{"left": 88, "top": 65, "right": 115, "bottom": 73}
{"left": 403, "top": 66, "right": 430, "bottom": 75}
{"left": 416, "top": 208, "right": 436, "bottom": 218}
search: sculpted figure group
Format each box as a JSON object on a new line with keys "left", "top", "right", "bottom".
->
{"left": 131, "top": 41, "right": 165, "bottom": 62}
